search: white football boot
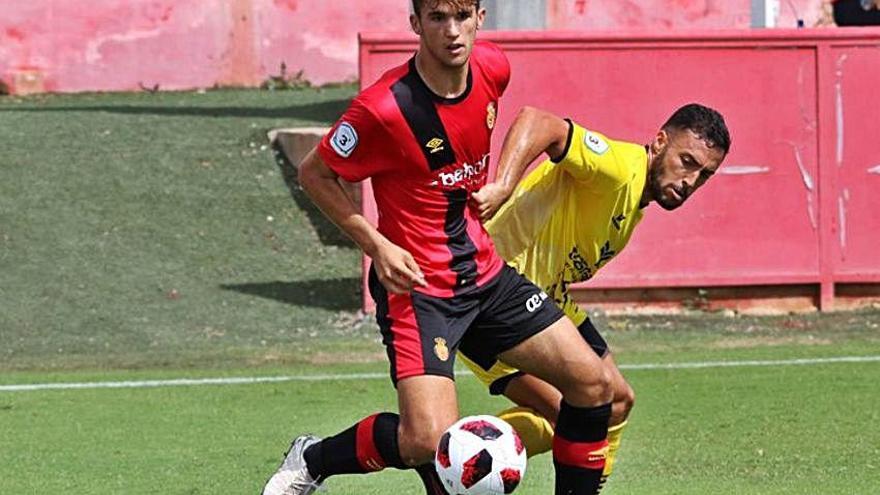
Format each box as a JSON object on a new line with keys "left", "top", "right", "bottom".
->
{"left": 262, "top": 435, "right": 324, "bottom": 495}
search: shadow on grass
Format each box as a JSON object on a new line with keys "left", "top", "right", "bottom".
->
{"left": 270, "top": 141, "right": 355, "bottom": 248}
{"left": 221, "top": 278, "right": 361, "bottom": 311}
{"left": 10, "top": 99, "right": 351, "bottom": 121}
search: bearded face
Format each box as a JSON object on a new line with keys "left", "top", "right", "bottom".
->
{"left": 645, "top": 129, "right": 725, "bottom": 211}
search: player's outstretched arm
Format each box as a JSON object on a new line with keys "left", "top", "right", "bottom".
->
{"left": 298, "top": 148, "right": 426, "bottom": 294}
{"left": 472, "top": 106, "right": 570, "bottom": 221}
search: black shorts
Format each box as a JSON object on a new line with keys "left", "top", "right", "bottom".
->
{"left": 579, "top": 317, "right": 609, "bottom": 358}
{"left": 472, "top": 317, "right": 610, "bottom": 396}
{"left": 369, "top": 263, "right": 565, "bottom": 385}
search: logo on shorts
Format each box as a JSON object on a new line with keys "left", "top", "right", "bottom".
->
{"left": 525, "top": 292, "right": 549, "bottom": 313}
{"left": 434, "top": 337, "right": 450, "bottom": 362}
{"left": 330, "top": 121, "right": 358, "bottom": 158}
{"left": 486, "top": 102, "right": 497, "bottom": 130}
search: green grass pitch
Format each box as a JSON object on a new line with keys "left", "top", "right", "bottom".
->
{"left": 1, "top": 88, "right": 879, "bottom": 494}
{"left": 2, "top": 351, "right": 879, "bottom": 494}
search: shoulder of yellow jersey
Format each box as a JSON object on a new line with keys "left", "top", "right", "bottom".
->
{"left": 556, "top": 122, "right": 647, "bottom": 191}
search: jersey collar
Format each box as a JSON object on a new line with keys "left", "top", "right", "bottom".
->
{"left": 408, "top": 57, "right": 473, "bottom": 105}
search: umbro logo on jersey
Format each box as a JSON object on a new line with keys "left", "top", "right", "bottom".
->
{"left": 612, "top": 214, "right": 626, "bottom": 231}
{"left": 426, "top": 138, "right": 445, "bottom": 154}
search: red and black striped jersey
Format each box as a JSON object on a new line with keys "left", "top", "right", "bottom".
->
{"left": 318, "top": 41, "right": 510, "bottom": 298}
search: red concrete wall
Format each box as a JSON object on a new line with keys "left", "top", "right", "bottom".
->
{"left": 0, "top": 0, "right": 409, "bottom": 94}
{"left": 0, "top": 0, "right": 827, "bottom": 94}
{"left": 548, "top": 0, "right": 822, "bottom": 30}
{"left": 358, "top": 28, "right": 880, "bottom": 311}
{"left": 549, "top": 0, "right": 751, "bottom": 29}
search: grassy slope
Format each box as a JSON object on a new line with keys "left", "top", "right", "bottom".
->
{"left": 0, "top": 88, "right": 376, "bottom": 371}
{"left": 2, "top": 89, "right": 878, "bottom": 374}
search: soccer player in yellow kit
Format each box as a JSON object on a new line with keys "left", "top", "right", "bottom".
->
{"left": 465, "top": 103, "right": 731, "bottom": 488}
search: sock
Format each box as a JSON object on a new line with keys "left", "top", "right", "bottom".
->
{"left": 552, "top": 401, "right": 612, "bottom": 495}
{"left": 601, "top": 420, "right": 627, "bottom": 481}
{"left": 498, "top": 406, "right": 555, "bottom": 457}
{"left": 303, "top": 412, "right": 406, "bottom": 479}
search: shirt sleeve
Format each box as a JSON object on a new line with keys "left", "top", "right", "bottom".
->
{"left": 553, "top": 122, "right": 629, "bottom": 187}
{"left": 317, "top": 97, "right": 395, "bottom": 183}
{"left": 474, "top": 40, "right": 511, "bottom": 96}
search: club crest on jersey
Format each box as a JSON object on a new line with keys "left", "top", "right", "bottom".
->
{"left": 426, "top": 137, "right": 445, "bottom": 154}
{"left": 584, "top": 130, "right": 609, "bottom": 155}
{"left": 486, "top": 102, "right": 497, "bottom": 130}
{"left": 330, "top": 122, "right": 358, "bottom": 158}
{"left": 433, "top": 337, "right": 450, "bottom": 362}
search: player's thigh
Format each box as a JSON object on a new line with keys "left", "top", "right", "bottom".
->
{"left": 370, "top": 265, "right": 478, "bottom": 383}
{"left": 464, "top": 265, "right": 574, "bottom": 391}
{"left": 397, "top": 374, "right": 459, "bottom": 465}
{"left": 500, "top": 319, "right": 622, "bottom": 423}
{"left": 498, "top": 316, "right": 611, "bottom": 406}
{"left": 457, "top": 346, "right": 528, "bottom": 397}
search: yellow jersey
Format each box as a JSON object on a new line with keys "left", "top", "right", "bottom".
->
{"left": 460, "top": 121, "right": 648, "bottom": 388}
{"left": 488, "top": 121, "right": 648, "bottom": 326}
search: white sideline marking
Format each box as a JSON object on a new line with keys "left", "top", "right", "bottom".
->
{"left": 619, "top": 355, "right": 880, "bottom": 370}
{"left": 1, "top": 356, "right": 879, "bottom": 393}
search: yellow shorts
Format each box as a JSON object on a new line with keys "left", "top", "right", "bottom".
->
{"left": 458, "top": 351, "right": 523, "bottom": 394}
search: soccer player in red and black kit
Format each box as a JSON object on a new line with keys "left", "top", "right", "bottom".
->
{"left": 262, "top": 2, "right": 614, "bottom": 494}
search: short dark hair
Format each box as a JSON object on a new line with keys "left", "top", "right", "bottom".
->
{"left": 412, "top": 0, "right": 481, "bottom": 16}
{"left": 662, "top": 103, "right": 731, "bottom": 155}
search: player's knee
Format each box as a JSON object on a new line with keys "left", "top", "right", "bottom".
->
{"left": 562, "top": 367, "right": 612, "bottom": 406}
{"left": 398, "top": 422, "right": 445, "bottom": 466}
{"left": 622, "top": 385, "right": 635, "bottom": 414}
{"left": 590, "top": 368, "right": 614, "bottom": 401}
{"left": 612, "top": 384, "right": 635, "bottom": 424}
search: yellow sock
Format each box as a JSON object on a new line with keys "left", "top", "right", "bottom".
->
{"left": 497, "top": 406, "right": 555, "bottom": 458}
{"left": 497, "top": 407, "right": 627, "bottom": 479}
{"left": 603, "top": 420, "right": 628, "bottom": 479}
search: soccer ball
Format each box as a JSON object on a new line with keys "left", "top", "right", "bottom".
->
{"left": 435, "top": 415, "right": 527, "bottom": 494}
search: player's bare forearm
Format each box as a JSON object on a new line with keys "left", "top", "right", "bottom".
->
{"left": 473, "top": 107, "right": 570, "bottom": 221}
{"left": 298, "top": 148, "right": 385, "bottom": 256}
{"left": 298, "top": 148, "right": 427, "bottom": 293}
{"left": 493, "top": 106, "right": 570, "bottom": 195}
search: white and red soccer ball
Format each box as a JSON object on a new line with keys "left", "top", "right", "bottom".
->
{"left": 435, "top": 415, "right": 527, "bottom": 495}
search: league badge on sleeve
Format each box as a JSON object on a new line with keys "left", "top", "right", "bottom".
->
{"left": 330, "top": 121, "right": 358, "bottom": 158}
{"left": 584, "top": 130, "right": 609, "bottom": 155}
